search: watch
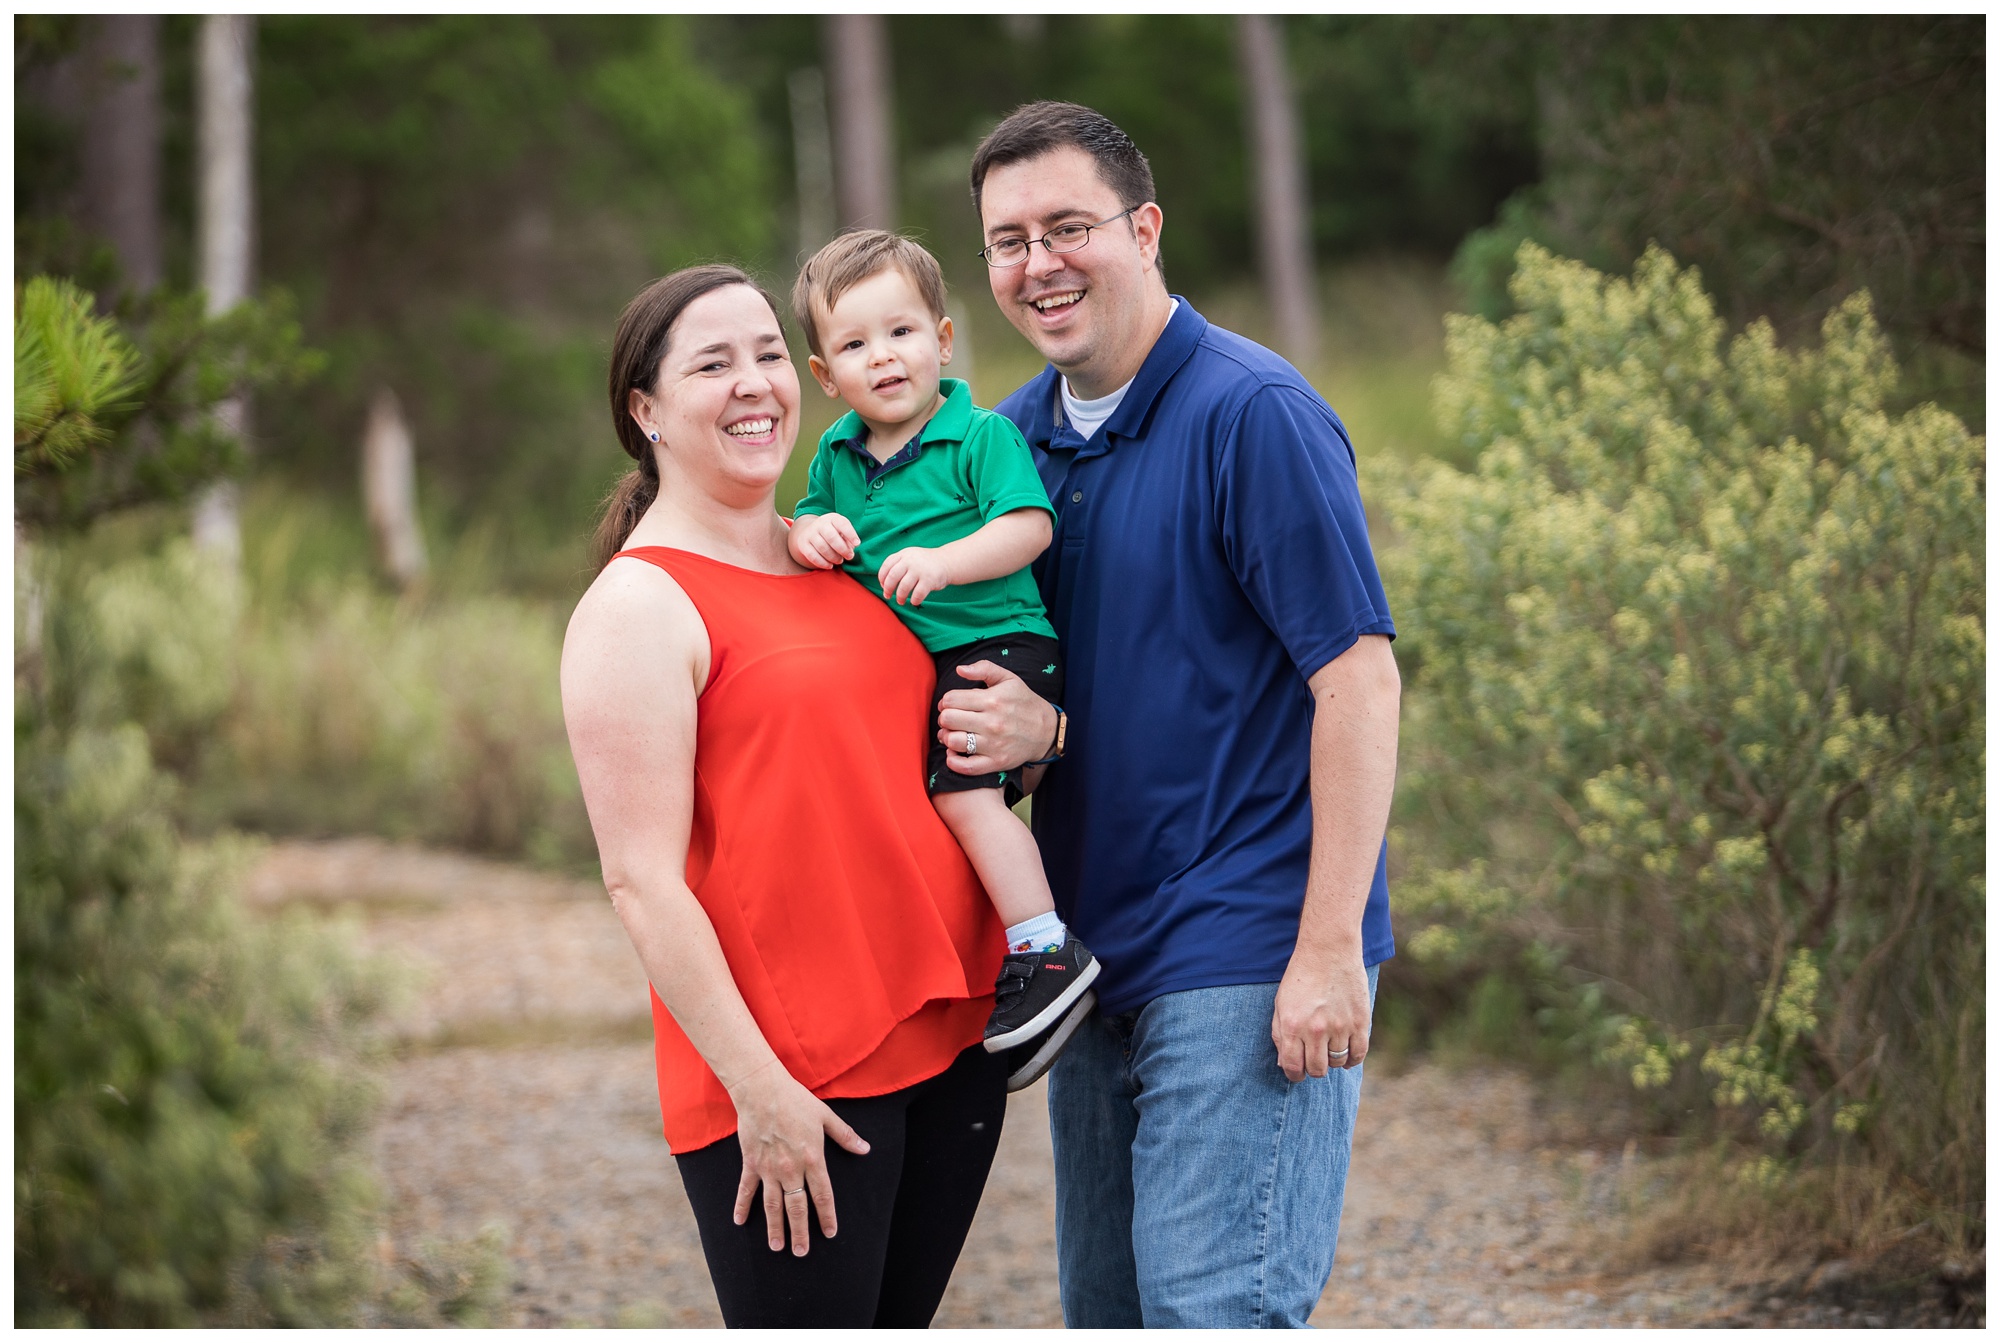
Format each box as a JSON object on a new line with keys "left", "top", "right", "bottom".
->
{"left": 1028, "top": 704, "right": 1067, "bottom": 767}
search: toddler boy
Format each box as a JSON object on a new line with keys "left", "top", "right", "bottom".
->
{"left": 788, "top": 230, "right": 1097, "bottom": 1090}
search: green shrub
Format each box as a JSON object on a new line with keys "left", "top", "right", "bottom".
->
{"left": 1384, "top": 244, "right": 1983, "bottom": 1249}
{"left": 14, "top": 276, "right": 322, "bottom": 531}
{"left": 13, "top": 273, "right": 516, "bottom": 1326}
{"left": 14, "top": 542, "right": 394, "bottom": 1325}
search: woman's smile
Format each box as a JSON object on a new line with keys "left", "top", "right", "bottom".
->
{"left": 723, "top": 414, "right": 778, "bottom": 444}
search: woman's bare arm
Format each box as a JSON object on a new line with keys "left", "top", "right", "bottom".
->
{"left": 561, "top": 558, "right": 868, "bottom": 1256}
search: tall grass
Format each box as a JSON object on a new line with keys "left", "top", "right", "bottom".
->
{"left": 1201, "top": 255, "right": 1461, "bottom": 466}
{"left": 186, "top": 484, "right": 595, "bottom": 870}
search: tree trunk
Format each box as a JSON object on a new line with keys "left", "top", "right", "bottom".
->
{"left": 787, "top": 66, "right": 838, "bottom": 255}
{"left": 361, "top": 387, "right": 429, "bottom": 589}
{"left": 198, "top": 15, "right": 255, "bottom": 315}
{"left": 78, "top": 16, "right": 163, "bottom": 296}
{"left": 821, "top": 16, "right": 895, "bottom": 231}
{"left": 1237, "top": 15, "right": 1320, "bottom": 370}
{"left": 192, "top": 15, "right": 256, "bottom": 566}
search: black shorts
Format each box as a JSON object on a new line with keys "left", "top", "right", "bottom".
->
{"left": 926, "top": 630, "right": 1063, "bottom": 796}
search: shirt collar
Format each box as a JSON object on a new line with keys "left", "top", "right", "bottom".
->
{"left": 1021, "top": 298, "right": 1206, "bottom": 453}
{"left": 827, "top": 376, "right": 975, "bottom": 459}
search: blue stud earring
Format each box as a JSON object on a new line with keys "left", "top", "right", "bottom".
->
{"left": 648, "top": 431, "right": 660, "bottom": 442}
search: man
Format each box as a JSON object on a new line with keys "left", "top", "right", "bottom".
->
{"left": 935, "top": 101, "right": 1400, "bottom": 1328}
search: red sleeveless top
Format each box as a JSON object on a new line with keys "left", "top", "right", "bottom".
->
{"left": 612, "top": 547, "right": 1002, "bottom": 1153}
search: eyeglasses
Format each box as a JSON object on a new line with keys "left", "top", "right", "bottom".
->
{"left": 977, "top": 208, "right": 1137, "bottom": 268}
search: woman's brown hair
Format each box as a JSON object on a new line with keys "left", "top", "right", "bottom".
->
{"left": 593, "top": 264, "right": 785, "bottom": 570}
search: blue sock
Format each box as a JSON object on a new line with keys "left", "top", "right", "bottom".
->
{"left": 1005, "top": 911, "right": 1067, "bottom": 954}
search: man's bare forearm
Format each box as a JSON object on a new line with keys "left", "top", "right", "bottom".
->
{"left": 1297, "top": 635, "right": 1400, "bottom": 964}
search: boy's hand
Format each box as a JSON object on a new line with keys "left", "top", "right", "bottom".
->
{"left": 790, "top": 512, "right": 858, "bottom": 570}
{"left": 879, "top": 547, "right": 951, "bottom": 606}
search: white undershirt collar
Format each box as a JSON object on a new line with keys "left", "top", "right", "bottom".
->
{"left": 1060, "top": 299, "right": 1179, "bottom": 439}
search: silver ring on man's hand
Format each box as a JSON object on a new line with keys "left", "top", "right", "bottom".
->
{"left": 1329, "top": 1048, "right": 1350, "bottom": 1058}
{"left": 782, "top": 1186, "right": 805, "bottom": 1196}
{"left": 963, "top": 732, "right": 977, "bottom": 756}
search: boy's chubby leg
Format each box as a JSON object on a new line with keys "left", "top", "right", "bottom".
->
{"left": 934, "top": 786, "right": 1100, "bottom": 1066}
{"left": 931, "top": 787, "right": 1052, "bottom": 928}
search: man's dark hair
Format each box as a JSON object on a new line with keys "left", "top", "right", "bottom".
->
{"left": 969, "top": 101, "right": 1157, "bottom": 217}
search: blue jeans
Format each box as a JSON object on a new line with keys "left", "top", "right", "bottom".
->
{"left": 1047, "top": 969, "right": 1379, "bottom": 1328}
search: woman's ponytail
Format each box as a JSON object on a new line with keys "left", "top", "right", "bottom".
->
{"left": 590, "top": 453, "right": 661, "bottom": 571}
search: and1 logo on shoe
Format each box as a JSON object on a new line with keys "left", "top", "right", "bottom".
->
{"left": 983, "top": 933, "right": 1102, "bottom": 1056}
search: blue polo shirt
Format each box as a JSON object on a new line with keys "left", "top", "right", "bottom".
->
{"left": 996, "top": 298, "right": 1396, "bottom": 1015}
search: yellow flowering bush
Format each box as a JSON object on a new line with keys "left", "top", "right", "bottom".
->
{"left": 1384, "top": 245, "right": 1983, "bottom": 1232}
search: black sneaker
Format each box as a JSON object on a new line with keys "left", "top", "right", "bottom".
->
{"left": 1003, "top": 989, "right": 1096, "bottom": 1092}
{"left": 983, "top": 934, "right": 1101, "bottom": 1053}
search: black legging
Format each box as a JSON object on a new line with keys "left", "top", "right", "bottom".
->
{"left": 675, "top": 1044, "right": 1008, "bottom": 1327}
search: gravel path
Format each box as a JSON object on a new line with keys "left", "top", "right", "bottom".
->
{"left": 248, "top": 838, "right": 1951, "bottom": 1329}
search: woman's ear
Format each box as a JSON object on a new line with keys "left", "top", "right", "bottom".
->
{"left": 628, "top": 387, "right": 661, "bottom": 442}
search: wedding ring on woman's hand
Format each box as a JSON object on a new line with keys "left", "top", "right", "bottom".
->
{"left": 963, "top": 732, "right": 977, "bottom": 756}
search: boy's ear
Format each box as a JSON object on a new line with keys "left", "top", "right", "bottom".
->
{"left": 937, "top": 314, "right": 955, "bottom": 368}
{"left": 806, "top": 353, "right": 840, "bottom": 398}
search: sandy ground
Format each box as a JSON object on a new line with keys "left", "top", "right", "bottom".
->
{"left": 248, "top": 838, "right": 1972, "bottom": 1328}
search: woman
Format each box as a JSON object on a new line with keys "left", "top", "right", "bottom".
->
{"left": 559, "top": 265, "right": 1011, "bottom": 1327}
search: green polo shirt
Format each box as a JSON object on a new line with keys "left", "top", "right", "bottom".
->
{"left": 795, "top": 378, "right": 1058, "bottom": 652}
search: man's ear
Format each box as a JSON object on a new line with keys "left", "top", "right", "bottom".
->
{"left": 1131, "top": 202, "right": 1165, "bottom": 274}
{"left": 806, "top": 353, "right": 841, "bottom": 398}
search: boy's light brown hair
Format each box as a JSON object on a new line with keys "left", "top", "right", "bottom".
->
{"left": 790, "top": 229, "right": 949, "bottom": 360}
